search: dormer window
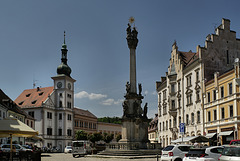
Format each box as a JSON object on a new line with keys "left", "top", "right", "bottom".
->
{"left": 19, "top": 101, "right": 24, "bottom": 105}
{"left": 39, "top": 92, "right": 44, "bottom": 96}
{"left": 32, "top": 100, "right": 37, "bottom": 104}
{"left": 26, "top": 93, "right": 31, "bottom": 97}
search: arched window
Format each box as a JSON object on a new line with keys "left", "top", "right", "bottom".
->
{"left": 197, "top": 111, "right": 200, "bottom": 123}
{"left": 191, "top": 113, "right": 194, "bottom": 124}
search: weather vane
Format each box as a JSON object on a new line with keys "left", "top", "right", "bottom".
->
{"left": 129, "top": 17, "right": 135, "bottom": 26}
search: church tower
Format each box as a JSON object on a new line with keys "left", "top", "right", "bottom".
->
{"left": 51, "top": 31, "right": 76, "bottom": 148}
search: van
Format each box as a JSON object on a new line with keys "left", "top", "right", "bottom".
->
{"left": 72, "top": 140, "right": 91, "bottom": 157}
{"left": 229, "top": 139, "right": 240, "bottom": 145}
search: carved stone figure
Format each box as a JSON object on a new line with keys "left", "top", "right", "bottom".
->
{"left": 132, "top": 27, "right": 138, "bottom": 39}
{"left": 138, "top": 83, "right": 142, "bottom": 95}
{"left": 126, "top": 23, "right": 132, "bottom": 39}
{"left": 122, "top": 101, "right": 128, "bottom": 116}
{"left": 126, "top": 81, "right": 130, "bottom": 94}
{"left": 143, "top": 103, "right": 148, "bottom": 118}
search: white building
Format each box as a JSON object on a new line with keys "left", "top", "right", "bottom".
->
{"left": 15, "top": 33, "right": 75, "bottom": 152}
{"left": 156, "top": 18, "right": 240, "bottom": 147}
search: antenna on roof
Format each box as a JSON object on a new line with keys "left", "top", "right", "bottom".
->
{"left": 33, "top": 74, "right": 38, "bottom": 89}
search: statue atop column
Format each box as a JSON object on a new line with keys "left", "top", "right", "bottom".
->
{"left": 126, "top": 17, "right": 138, "bottom": 49}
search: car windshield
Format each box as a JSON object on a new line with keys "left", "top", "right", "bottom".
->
{"left": 222, "top": 147, "right": 240, "bottom": 157}
{"left": 67, "top": 147, "right": 72, "bottom": 149}
{"left": 73, "top": 142, "right": 84, "bottom": 147}
{"left": 186, "top": 149, "right": 206, "bottom": 157}
{"left": 163, "top": 146, "right": 174, "bottom": 151}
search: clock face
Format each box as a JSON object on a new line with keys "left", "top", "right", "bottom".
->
{"left": 57, "top": 82, "right": 62, "bottom": 88}
{"left": 68, "top": 83, "right": 71, "bottom": 90}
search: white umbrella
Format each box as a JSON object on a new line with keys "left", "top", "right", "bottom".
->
{"left": 0, "top": 116, "right": 38, "bottom": 160}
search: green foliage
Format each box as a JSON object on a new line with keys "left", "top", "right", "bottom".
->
{"left": 75, "top": 130, "right": 88, "bottom": 140}
{"left": 87, "top": 132, "right": 103, "bottom": 143}
{"left": 116, "top": 134, "right": 122, "bottom": 142}
{"left": 97, "top": 117, "right": 122, "bottom": 124}
{"left": 103, "top": 133, "right": 114, "bottom": 143}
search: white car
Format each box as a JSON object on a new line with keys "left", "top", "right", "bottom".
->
{"left": 161, "top": 144, "right": 192, "bottom": 161}
{"left": 218, "top": 145, "right": 240, "bottom": 161}
{"left": 183, "top": 146, "right": 223, "bottom": 161}
{"left": 0, "top": 144, "right": 32, "bottom": 153}
{"left": 64, "top": 146, "right": 72, "bottom": 153}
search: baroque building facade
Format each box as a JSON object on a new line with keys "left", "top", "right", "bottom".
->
{"left": 156, "top": 18, "right": 240, "bottom": 147}
{"left": 15, "top": 33, "right": 75, "bottom": 151}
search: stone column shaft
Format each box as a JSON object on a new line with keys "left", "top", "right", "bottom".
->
{"left": 130, "top": 48, "right": 137, "bottom": 93}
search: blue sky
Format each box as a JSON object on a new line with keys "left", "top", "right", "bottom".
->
{"left": 1, "top": 1, "right": 240, "bottom": 118}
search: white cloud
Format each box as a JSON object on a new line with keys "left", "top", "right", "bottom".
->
{"left": 101, "top": 98, "right": 124, "bottom": 106}
{"left": 74, "top": 91, "right": 107, "bottom": 100}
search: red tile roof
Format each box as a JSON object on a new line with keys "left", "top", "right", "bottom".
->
{"left": 74, "top": 107, "right": 97, "bottom": 119}
{"left": 15, "top": 87, "right": 54, "bottom": 108}
{"left": 179, "top": 51, "right": 199, "bottom": 67}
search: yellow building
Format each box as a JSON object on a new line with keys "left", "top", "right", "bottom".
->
{"left": 204, "top": 59, "right": 240, "bottom": 145}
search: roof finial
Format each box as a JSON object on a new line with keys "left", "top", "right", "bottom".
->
{"left": 62, "top": 31, "right": 67, "bottom": 49}
{"left": 64, "top": 31, "right": 66, "bottom": 44}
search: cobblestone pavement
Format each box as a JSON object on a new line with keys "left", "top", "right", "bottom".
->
{"left": 41, "top": 153, "right": 160, "bottom": 161}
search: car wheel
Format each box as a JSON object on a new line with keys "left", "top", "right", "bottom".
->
{"left": 175, "top": 158, "right": 182, "bottom": 161}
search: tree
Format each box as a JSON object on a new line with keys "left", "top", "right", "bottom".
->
{"left": 116, "top": 134, "right": 122, "bottom": 142}
{"left": 75, "top": 130, "right": 88, "bottom": 140}
{"left": 103, "top": 133, "right": 114, "bottom": 143}
{"left": 87, "top": 132, "right": 103, "bottom": 144}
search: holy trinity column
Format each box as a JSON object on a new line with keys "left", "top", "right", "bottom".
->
{"left": 119, "top": 18, "right": 149, "bottom": 149}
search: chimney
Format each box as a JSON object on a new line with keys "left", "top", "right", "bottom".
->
{"left": 37, "top": 87, "right": 40, "bottom": 91}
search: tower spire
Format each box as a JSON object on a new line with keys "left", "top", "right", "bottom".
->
{"left": 57, "top": 31, "right": 72, "bottom": 77}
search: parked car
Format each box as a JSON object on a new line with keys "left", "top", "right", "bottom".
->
{"left": 72, "top": 140, "right": 91, "bottom": 158}
{"left": 160, "top": 144, "right": 192, "bottom": 161}
{"left": 218, "top": 145, "right": 240, "bottom": 161}
{"left": 0, "top": 144, "right": 32, "bottom": 153}
{"left": 229, "top": 139, "right": 240, "bottom": 145}
{"left": 64, "top": 146, "right": 72, "bottom": 153}
{"left": 51, "top": 146, "right": 61, "bottom": 153}
{"left": 183, "top": 146, "right": 223, "bottom": 161}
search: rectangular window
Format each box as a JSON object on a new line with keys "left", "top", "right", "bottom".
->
{"left": 214, "top": 110, "right": 217, "bottom": 121}
{"left": 47, "top": 112, "right": 52, "bottom": 119}
{"left": 229, "top": 83, "right": 232, "bottom": 95}
{"left": 59, "top": 101, "right": 62, "bottom": 107}
{"left": 171, "top": 84, "right": 175, "bottom": 93}
{"left": 28, "top": 111, "right": 34, "bottom": 118}
{"left": 207, "top": 92, "right": 210, "bottom": 103}
{"left": 58, "top": 129, "right": 62, "bottom": 136}
{"left": 59, "top": 113, "right": 62, "bottom": 120}
{"left": 213, "top": 90, "right": 216, "bottom": 101}
{"left": 67, "top": 129, "right": 72, "bottom": 136}
{"left": 178, "top": 82, "right": 181, "bottom": 91}
{"left": 47, "top": 128, "right": 52, "bottom": 135}
{"left": 67, "top": 114, "right": 71, "bottom": 121}
{"left": 186, "top": 114, "right": 189, "bottom": 125}
{"left": 221, "top": 86, "right": 224, "bottom": 98}
{"left": 171, "top": 100, "right": 175, "bottom": 109}
{"left": 187, "top": 76, "right": 192, "bottom": 87}
{"left": 229, "top": 105, "right": 233, "bottom": 117}
{"left": 208, "top": 111, "right": 211, "bottom": 122}
{"left": 221, "top": 107, "right": 225, "bottom": 119}
{"left": 196, "top": 71, "right": 199, "bottom": 81}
